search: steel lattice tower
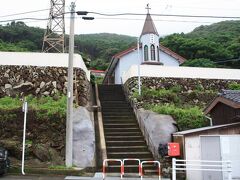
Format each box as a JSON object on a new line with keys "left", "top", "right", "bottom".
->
{"left": 42, "top": 0, "right": 65, "bottom": 53}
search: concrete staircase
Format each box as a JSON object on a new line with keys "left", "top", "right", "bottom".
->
{"left": 98, "top": 85, "right": 158, "bottom": 175}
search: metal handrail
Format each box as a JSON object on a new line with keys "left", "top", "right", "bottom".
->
{"left": 122, "top": 158, "right": 141, "bottom": 176}
{"left": 141, "top": 160, "right": 161, "bottom": 180}
{"left": 103, "top": 159, "right": 123, "bottom": 179}
{"left": 172, "top": 158, "right": 232, "bottom": 180}
{"left": 95, "top": 84, "right": 107, "bottom": 164}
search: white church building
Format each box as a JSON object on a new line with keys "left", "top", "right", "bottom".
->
{"left": 103, "top": 10, "right": 186, "bottom": 84}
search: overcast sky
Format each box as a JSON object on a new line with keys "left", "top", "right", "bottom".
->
{"left": 0, "top": 0, "right": 240, "bottom": 37}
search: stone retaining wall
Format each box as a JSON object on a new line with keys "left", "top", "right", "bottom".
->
{"left": 0, "top": 65, "right": 90, "bottom": 106}
{"left": 124, "top": 77, "right": 240, "bottom": 95}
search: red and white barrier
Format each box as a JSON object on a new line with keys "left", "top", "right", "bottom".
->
{"left": 122, "top": 158, "right": 141, "bottom": 176}
{"left": 103, "top": 159, "right": 123, "bottom": 179}
{"left": 140, "top": 161, "right": 161, "bottom": 180}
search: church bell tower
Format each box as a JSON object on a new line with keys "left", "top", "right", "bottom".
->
{"left": 140, "top": 4, "right": 160, "bottom": 64}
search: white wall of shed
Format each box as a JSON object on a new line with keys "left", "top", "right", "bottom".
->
{"left": 185, "top": 136, "right": 202, "bottom": 180}
{"left": 220, "top": 136, "right": 240, "bottom": 179}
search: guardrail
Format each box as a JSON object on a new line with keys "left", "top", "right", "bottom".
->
{"left": 122, "top": 158, "right": 141, "bottom": 176}
{"left": 141, "top": 161, "right": 161, "bottom": 180}
{"left": 172, "top": 158, "right": 232, "bottom": 180}
{"left": 103, "top": 159, "right": 123, "bottom": 179}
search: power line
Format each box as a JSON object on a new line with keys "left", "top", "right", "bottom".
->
{"left": 1, "top": 10, "right": 240, "bottom": 25}
{"left": 0, "top": 9, "right": 50, "bottom": 18}
{"left": 87, "top": 11, "right": 240, "bottom": 19}
{"left": 84, "top": 17, "right": 214, "bottom": 24}
{"left": 214, "top": 58, "right": 240, "bottom": 64}
{"left": 0, "top": 18, "right": 49, "bottom": 23}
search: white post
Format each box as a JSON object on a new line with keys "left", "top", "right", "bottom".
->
{"left": 66, "top": 1, "right": 75, "bottom": 167}
{"left": 227, "top": 161, "right": 232, "bottom": 180}
{"left": 21, "top": 99, "right": 28, "bottom": 175}
{"left": 137, "top": 38, "right": 141, "bottom": 96}
{"left": 172, "top": 158, "right": 176, "bottom": 180}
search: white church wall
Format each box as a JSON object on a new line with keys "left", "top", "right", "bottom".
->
{"left": 160, "top": 51, "right": 180, "bottom": 66}
{"left": 141, "top": 34, "right": 159, "bottom": 61}
{"left": 122, "top": 65, "right": 240, "bottom": 84}
{"left": 114, "top": 62, "right": 121, "bottom": 84}
{"left": 115, "top": 51, "right": 142, "bottom": 84}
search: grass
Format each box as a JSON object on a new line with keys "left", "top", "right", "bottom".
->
{"left": 131, "top": 85, "right": 214, "bottom": 130}
{"left": 48, "top": 165, "right": 74, "bottom": 170}
{"left": 0, "top": 95, "right": 67, "bottom": 120}
{"left": 0, "top": 96, "right": 22, "bottom": 110}
{"left": 228, "top": 82, "right": 240, "bottom": 90}
{"left": 145, "top": 104, "right": 207, "bottom": 130}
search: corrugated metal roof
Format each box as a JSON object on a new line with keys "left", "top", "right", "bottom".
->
{"left": 221, "top": 90, "right": 240, "bottom": 104}
{"left": 173, "top": 122, "right": 240, "bottom": 135}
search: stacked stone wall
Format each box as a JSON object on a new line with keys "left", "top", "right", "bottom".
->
{"left": 125, "top": 77, "right": 240, "bottom": 94}
{"left": 0, "top": 65, "right": 90, "bottom": 106}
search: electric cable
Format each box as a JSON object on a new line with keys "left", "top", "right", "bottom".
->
{"left": 0, "top": 9, "right": 50, "bottom": 18}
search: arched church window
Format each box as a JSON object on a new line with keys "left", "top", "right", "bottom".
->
{"left": 151, "top": 44, "right": 155, "bottom": 60}
{"left": 144, "top": 45, "right": 148, "bottom": 61}
{"left": 157, "top": 46, "right": 160, "bottom": 61}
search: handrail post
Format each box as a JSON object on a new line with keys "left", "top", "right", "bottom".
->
{"left": 227, "top": 161, "right": 232, "bottom": 180}
{"left": 95, "top": 84, "right": 107, "bottom": 163}
{"left": 103, "top": 159, "right": 123, "bottom": 179}
{"left": 141, "top": 161, "right": 161, "bottom": 180}
{"left": 172, "top": 158, "right": 176, "bottom": 180}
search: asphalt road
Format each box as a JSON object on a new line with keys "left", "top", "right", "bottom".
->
{"left": 0, "top": 175, "right": 65, "bottom": 180}
{"left": 2, "top": 175, "right": 169, "bottom": 180}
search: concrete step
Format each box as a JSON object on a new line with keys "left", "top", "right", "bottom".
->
{"left": 107, "top": 152, "right": 153, "bottom": 159}
{"left": 101, "top": 101, "right": 130, "bottom": 105}
{"left": 102, "top": 115, "right": 135, "bottom": 119}
{"left": 104, "top": 123, "right": 138, "bottom": 128}
{"left": 107, "top": 146, "right": 149, "bottom": 152}
{"left": 106, "top": 140, "right": 146, "bottom": 146}
{"left": 105, "top": 136, "right": 144, "bottom": 141}
{"left": 102, "top": 107, "right": 132, "bottom": 111}
{"left": 104, "top": 128, "right": 141, "bottom": 133}
{"left": 106, "top": 164, "right": 157, "bottom": 173}
{"left": 103, "top": 117, "right": 136, "bottom": 121}
{"left": 107, "top": 158, "right": 154, "bottom": 166}
{"left": 100, "top": 98, "right": 126, "bottom": 101}
{"left": 105, "top": 131, "right": 142, "bottom": 136}
{"left": 103, "top": 119, "right": 137, "bottom": 124}
{"left": 102, "top": 112, "right": 134, "bottom": 116}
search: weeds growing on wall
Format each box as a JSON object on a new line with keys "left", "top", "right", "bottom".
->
{"left": 0, "top": 95, "right": 67, "bottom": 121}
{"left": 131, "top": 85, "right": 215, "bottom": 130}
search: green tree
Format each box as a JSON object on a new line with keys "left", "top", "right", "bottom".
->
{"left": 182, "top": 58, "right": 217, "bottom": 68}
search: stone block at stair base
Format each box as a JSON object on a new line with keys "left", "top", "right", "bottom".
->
{"left": 136, "top": 108, "right": 177, "bottom": 157}
{"left": 73, "top": 107, "right": 95, "bottom": 168}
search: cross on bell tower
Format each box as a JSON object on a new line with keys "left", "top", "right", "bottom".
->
{"left": 146, "top": 3, "right": 151, "bottom": 14}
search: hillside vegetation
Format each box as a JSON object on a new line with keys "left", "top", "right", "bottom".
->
{"left": 1, "top": 20, "right": 240, "bottom": 69}
{"left": 161, "top": 20, "right": 240, "bottom": 68}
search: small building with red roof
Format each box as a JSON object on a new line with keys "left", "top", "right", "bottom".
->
{"left": 103, "top": 6, "right": 186, "bottom": 84}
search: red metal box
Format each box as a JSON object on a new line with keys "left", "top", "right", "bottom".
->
{"left": 168, "top": 143, "right": 180, "bottom": 156}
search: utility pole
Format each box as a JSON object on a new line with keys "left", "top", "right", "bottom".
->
{"left": 137, "top": 38, "right": 141, "bottom": 95}
{"left": 42, "top": 0, "right": 65, "bottom": 53}
{"left": 66, "top": 1, "right": 75, "bottom": 167}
